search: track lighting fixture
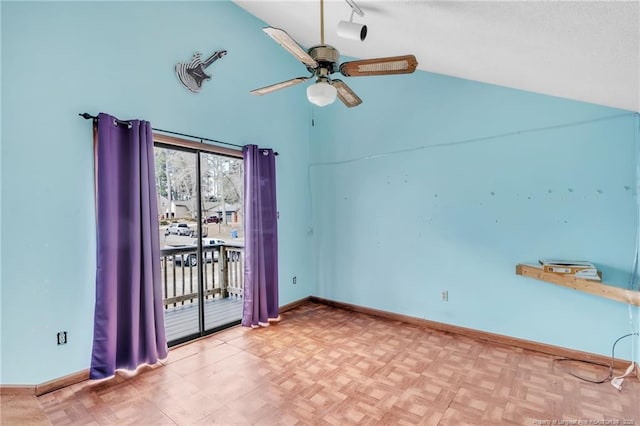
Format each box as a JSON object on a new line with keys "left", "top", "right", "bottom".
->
{"left": 337, "top": 0, "right": 367, "bottom": 41}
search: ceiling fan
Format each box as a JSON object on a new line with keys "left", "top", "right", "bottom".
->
{"left": 250, "top": 0, "right": 418, "bottom": 108}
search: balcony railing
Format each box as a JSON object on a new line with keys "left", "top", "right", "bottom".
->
{"left": 159, "top": 244, "right": 244, "bottom": 309}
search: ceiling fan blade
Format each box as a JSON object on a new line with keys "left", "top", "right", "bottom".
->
{"left": 339, "top": 55, "right": 418, "bottom": 77}
{"left": 332, "top": 80, "right": 362, "bottom": 108}
{"left": 250, "top": 77, "right": 310, "bottom": 96}
{"left": 263, "top": 27, "right": 318, "bottom": 69}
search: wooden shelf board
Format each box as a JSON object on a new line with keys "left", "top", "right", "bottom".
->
{"left": 516, "top": 264, "right": 640, "bottom": 307}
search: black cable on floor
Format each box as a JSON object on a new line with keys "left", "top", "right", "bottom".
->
{"left": 553, "top": 332, "right": 639, "bottom": 384}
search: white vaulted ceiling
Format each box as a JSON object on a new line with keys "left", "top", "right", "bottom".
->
{"left": 234, "top": 0, "right": 640, "bottom": 112}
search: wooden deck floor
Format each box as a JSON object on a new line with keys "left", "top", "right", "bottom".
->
{"left": 164, "top": 296, "right": 243, "bottom": 342}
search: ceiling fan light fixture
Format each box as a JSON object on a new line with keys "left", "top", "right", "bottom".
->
{"left": 250, "top": 0, "right": 417, "bottom": 108}
{"left": 307, "top": 79, "right": 337, "bottom": 106}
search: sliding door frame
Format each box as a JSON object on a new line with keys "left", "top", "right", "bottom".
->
{"left": 154, "top": 133, "right": 243, "bottom": 159}
{"left": 154, "top": 133, "right": 243, "bottom": 346}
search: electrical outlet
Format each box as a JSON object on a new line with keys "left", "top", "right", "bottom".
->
{"left": 57, "top": 331, "right": 68, "bottom": 345}
{"left": 292, "top": 276, "right": 297, "bottom": 285}
{"left": 441, "top": 291, "right": 448, "bottom": 302}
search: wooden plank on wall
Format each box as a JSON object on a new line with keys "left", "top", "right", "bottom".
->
{"left": 516, "top": 263, "right": 640, "bottom": 307}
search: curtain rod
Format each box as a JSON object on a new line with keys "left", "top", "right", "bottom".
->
{"left": 78, "top": 113, "right": 278, "bottom": 155}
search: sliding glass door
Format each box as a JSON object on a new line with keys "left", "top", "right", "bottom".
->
{"left": 154, "top": 144, "right": 243, "bottom": 345}
{"left": 200, "top": 152, "right": 244, "bottom": 332}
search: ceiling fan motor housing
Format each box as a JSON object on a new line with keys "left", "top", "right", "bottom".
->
{"left": 307, "top": 45, "right": 339, "bottom": 76}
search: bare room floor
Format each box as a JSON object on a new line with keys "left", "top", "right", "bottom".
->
{"left": 2, "top": 302, "right": 638, "bottom": 425}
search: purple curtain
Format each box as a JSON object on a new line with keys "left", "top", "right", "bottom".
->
{"left": 242, "top": 145, "right": 279, "bottom": 327}
{"left": 90, "top": 113, "right": 167, "bottom": 379}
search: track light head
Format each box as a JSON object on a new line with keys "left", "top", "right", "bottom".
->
{"left": 337, "top": 0, "right": 367, "bottom": 41}
{"left": 337, "top": 20, "right": 367, "bottom": 41}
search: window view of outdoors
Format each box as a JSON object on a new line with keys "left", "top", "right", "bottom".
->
{"left": 154, "top": 146, "right": 244, "bottom": 343}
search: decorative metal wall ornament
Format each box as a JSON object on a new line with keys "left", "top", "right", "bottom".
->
{"left": 175, "top": 49, "right": 227, "bottom": 93}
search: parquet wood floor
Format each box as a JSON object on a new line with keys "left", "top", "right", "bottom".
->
{"left": 2, "top": 302, "right": 638, "bottom": 425}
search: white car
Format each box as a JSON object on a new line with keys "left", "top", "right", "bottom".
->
{"left": 173, "top": 239, "right": 240, "bottom": 266}
{"left": 165, "top": 223, "right": 193, "bottom": 236}
{"left": 204, "top": 238, "right": 226, "bottom": 246}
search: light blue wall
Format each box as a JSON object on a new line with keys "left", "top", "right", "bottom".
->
{"left": 309, "top": 71, "right": 640, "bottom": 363}
{"left": 1, "top": 1, "right": 313, "bottom": 384}
{"left": 0, "top": 0, "right": 4, "bottom": 383}
{"left": 3, "top": 0, "right": 639, "bottom": 386}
